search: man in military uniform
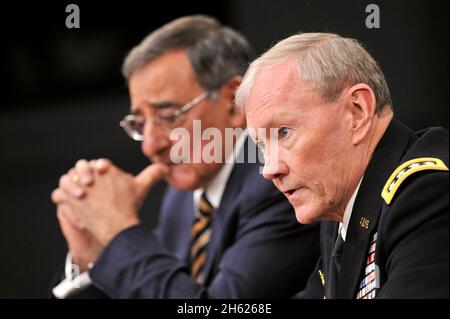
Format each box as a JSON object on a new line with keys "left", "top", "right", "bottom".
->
{"left": 236, "top": 32, "right": 449, "bottom": 298}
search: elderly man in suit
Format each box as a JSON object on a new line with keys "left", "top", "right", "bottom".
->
{"left": 236, "top": 32, "right": 449, "bottom": 298}
{"left": 51, "top": 15, "right": 319, "bottom": 298}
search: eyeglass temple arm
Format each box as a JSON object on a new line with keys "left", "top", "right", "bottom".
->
{"left": 174, "top": 91, "right": 215, "bottom": 117}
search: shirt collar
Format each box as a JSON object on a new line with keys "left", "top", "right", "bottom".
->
{"left": 339, "top": 176, "right": 363, "bottom": 241}
{"left": 193, "top": 130, "right": 248, "bottom": 210}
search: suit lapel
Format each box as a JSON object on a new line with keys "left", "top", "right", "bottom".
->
{"left": 201, "top": 139, "right": 254, "bottom": 284}
{"left": 159, "top": 188, "right": 194, "bottom": 264}
{"left": 337, "top": 119, "right": 413, "bottom": 298}
{"left": 203, "top": 167, "right": 243, "bottom": 280}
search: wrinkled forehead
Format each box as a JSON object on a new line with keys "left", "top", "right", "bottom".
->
{"left": 248, "top": 59, "right": 299, "bottom": 106}
{"left": 245, "top": 59, "right": 314, "bottom": 126}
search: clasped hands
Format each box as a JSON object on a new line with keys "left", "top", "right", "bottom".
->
{"left": 51, "top": 159, "right": 168, "bottom": 271}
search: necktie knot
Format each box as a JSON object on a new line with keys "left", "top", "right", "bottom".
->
{"left": 197, "top": 191, "right": 214, "bottom": 218}
{"left": 333, "top": 231, "right": 344, "bottom": 258}
{"left": 332, "top": 228, "right": 345, "bottom": 276}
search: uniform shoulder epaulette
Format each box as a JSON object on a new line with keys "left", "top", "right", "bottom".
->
{"left": 381, "top": 157, "right": 448, "bottom": 205}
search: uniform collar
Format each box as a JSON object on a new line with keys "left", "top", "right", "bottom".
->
{"left": 336, "top": 119, "right": 414, "bottom": 298}
{"left": 339, "top": 177, "right": 363, "bottom": 241}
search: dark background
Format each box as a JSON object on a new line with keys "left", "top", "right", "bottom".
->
{"left": 0, "top": 0, "right": 448, "bottom": 298}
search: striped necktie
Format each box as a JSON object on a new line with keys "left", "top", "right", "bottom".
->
{"left": 190, "top": 191, "right": 215, "bottom": 284}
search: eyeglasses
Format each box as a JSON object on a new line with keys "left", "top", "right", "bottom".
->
{"left": 120, "top": 91, "right": 213, "bottom": 142}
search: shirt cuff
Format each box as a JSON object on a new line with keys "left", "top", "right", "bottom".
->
{"left": 52, "top": 252, "right": 93, "bottom": 299}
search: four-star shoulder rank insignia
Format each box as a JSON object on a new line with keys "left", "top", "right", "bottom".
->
{"left": 381, "top": 157, "right": 448, "bottom": 205}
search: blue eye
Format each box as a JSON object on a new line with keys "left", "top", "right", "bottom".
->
{"left": 280, "top": 127, "right": 290, "bottom": 138}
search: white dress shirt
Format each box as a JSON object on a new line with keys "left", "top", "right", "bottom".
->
{"left": 52, "top": 252, "right": 92, "bottom": 298}
{"left": 193, "top": 130, "right": 247, "bottom": 210}
{"left": 339, "top": 177, "right": 363, "bottom": 241}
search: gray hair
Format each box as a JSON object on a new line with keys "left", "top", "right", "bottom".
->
{"left": 122, "top": 15, "right": 253, "bottom": 91}
{"left": 236, "top": 32, "right": 392, "bottom": 113}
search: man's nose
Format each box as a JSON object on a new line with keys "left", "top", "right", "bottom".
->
{"left": 261, "top": 153, "right": 288, "bottom": 180}
{"left": 141, "top": 122, "right": 171, "bottom": 157}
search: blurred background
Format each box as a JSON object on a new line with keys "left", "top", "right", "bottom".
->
{"left": 0, "top": 0, "right": 448, "bottom": 298}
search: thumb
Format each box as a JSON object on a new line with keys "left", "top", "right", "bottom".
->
{"left": 134, "top": 163, "right": 169, "bottom": 196}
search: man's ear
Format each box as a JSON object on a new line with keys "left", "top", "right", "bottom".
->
{"left": 219, "top": 75, "right": 246, "bottom": 126}
{"left": 220, "top": 76, "right": 241, "bottom": 107}
{"left": 345, "top": 83, "right": 377, "bottom": 145}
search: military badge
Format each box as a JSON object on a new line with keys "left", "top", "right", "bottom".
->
{"left": 356, "top": 232, "right": 380, "bottom": 299}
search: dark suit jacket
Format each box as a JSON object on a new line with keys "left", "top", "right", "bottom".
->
{"left": 59, "top": 140, "right": 320, "bottom": 298}
{"left": 298, "top": 119, "right": 449, "bottom": 299}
